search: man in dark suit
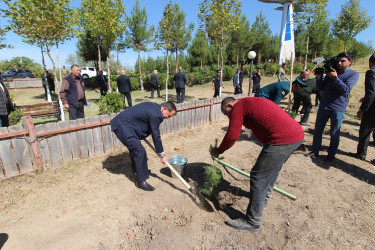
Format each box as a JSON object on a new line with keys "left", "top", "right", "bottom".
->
{"left": 111, "top": 101, "right": 177, "bottom": 191}
{"left": 150, "top": 70, "right": 161, "bottom": 98}
{"left": 355, "top": 53, "right": 375, "bottom": 160}
{"left": 96, "top": 70, "right": 108, "bottom": 96}
{"left": 174, "top": 67, "right": 187, "bottom": 103}
{"left": 117, "top": 70, "right": 132, "bottom": 108}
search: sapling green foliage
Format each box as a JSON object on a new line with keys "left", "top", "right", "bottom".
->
{"left": 200, "top": 164, "right": 222, "bottom": 200}
{"left": 98, "top": 92, "right": 125, "bottom": 114}
{"left": 9, "top": 109, "right": 23, "bottom": 126}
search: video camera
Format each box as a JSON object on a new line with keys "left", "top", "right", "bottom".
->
{"left": 322, "top": 56, "right": 339, "bottom": 72}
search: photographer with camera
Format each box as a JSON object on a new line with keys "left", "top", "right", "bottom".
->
{"left": 305, "top": 52, "right": 359, "bottom": 162}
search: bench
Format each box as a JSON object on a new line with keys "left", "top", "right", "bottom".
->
{"left": 18, "top": 101, "right": 61, "bottom": 120}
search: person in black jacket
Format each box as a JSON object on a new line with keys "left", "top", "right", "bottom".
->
{"left": 96, "top": 70, "right": 108, "bottom": 96}
{"left": 150, "top": 70, "right": 161, "bottom": 98}
{"left": 111, "top": 102, "right": 177, "bottom": 191}
{"left": 0, "top": 80, "right": 14, "bottom": 127}
{"left": 355, "top": 53, "right": 375, "bottom": 160}
{"left": 117, "top": 70, "right": 132, "bottom": 108}
{"left": 174, "top": 67, "right": 187, "bottom": 103}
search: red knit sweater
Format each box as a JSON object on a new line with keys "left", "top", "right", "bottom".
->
{"left": 217, "top": 97, "right": 304, "bottom": 154}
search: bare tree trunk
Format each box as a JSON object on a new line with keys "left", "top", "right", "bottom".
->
{"left": 166, "top": 50, "right": 169, "bottom": 102}
{"left": 304, "top": 31, "right": 310, "bottom": 70}
{"left": 97, "top": 43, "right": 101, "bottom": 72}
{"left": 56, "top": 42, "right": 65, "bottom": 121}
{"left": 257, "top": 49, "right": 261, "bottom": 64}
{"left": 41, "top": 44, "right": 52, "bottom": 102}
{"left": 236, "top": 48, "right": 239, "bottom": 68}
{"left": 175, "top": 50, "right": 178, "bottom": 73}
{"left": 107, "top": 54, "right": 111, "bottom": 93}
{"left": 219, "top": 35, "right": 224, "bottom": 97}
{"left": 200, "top": 56, "right": 203, "bottom": 69}
{"left": 217, "top": 49, "right": 220, "bottom": 69}
{"left": 138, "top": 47, "right": 144, "bottom": 91}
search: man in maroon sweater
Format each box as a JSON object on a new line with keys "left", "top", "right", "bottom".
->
{"left": 211, "top": 97, "right": 304, "bottom": 232}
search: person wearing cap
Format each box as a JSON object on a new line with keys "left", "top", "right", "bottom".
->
{"left": 305, "top": 52, "right": 359, "bottom": 162}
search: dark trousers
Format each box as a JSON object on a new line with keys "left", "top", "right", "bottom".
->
{"left": 151, "top": 86, "right": 160, "bottom": 98}
{"left": 357, "top": 113, "right": 375, "bottom": 159}
{"left": 68, "top": 101, "right": 85, "bottom": 120}
{"left": 99, "top": 85, "right": 107, "bottom": 96}
{"left": 0, "top": 115, "right": 9, "bottom": 127}
{"left": 239, "top": 79, "right": 243, "bottom": 94}
{"left": 43, "top": 85, "right": 48, "bottom": 100}
{"left": 122, "top": 92, "right": 132, "bottom": 107}
{"left": 113, "top": 127, "right": 149, "bottom": 182}
{"left": 252, "top": 83, "right": 260, "bottom": 94}
{"left": 315, "top": 92, "right": 322, "bottom": 106}
{"left": 312, "top": 109, "right": 345, "bottom": 157}
{"left": 246, "top": 140, "right": 303, "bottom": 226}
{"left": 292, "top": 91, "right": 312, "bottom": 123}
{"left": 213, "top": 87, "right": 220, "bottom": 97}
{"left": 176, "top": 88, "right": 185, "bottom": 103}
{"left": 234, "top": 86, "right": 241, "bottom": 95}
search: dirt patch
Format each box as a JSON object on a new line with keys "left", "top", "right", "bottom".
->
{"left": 1, "top": 112, "right": 375, "bottom": 249}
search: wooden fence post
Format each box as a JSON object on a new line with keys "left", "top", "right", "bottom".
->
{"left": 23, "top": 116, "right": 43, "bottom": 169}
{"left": 209, "top": 99, "right": 214, "bottom": 125}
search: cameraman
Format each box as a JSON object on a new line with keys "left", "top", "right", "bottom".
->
{"left": 306, "top": 52, "right": 359, "bottom": 162}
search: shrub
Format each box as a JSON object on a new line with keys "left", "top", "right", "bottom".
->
{"left": 98, "top": 92, "right": 125, "bottom": 114}
{"left": 200, "top": 164, "right": 222, "bottom": 201}
{"left": 294, "top": 62, "right": 304, "bottom": 74}
{"left": 129, "top": 75, "right": 141, "bottom": 90}
{"left": 186, "top": 71, "right": 206, "bottom": 86}
{"left": 222, "top": 65, "right": 236, "bottom": 81}
{"left": 157, "top": 73, "right": 174, "bottom": 89}
{"left": 9, "top": 109, "right": 23, "bottom": 126}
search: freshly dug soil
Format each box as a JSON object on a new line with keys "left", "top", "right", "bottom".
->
{"left": 1, "top": 113, "right": 374, "bottom": 249}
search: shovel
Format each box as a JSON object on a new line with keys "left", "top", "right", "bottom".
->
{"left": 143, "top": 138, "right": 195, "bottom": 194}
{"left": 143, "top": 138, "right": 214, "bottom": 212}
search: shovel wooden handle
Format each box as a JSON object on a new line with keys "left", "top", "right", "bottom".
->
{"left": 143, "top": 138, "right": 195, "bottom": 194}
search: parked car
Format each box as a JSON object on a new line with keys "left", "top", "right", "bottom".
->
{"left": 80, "top": 66, "right": 107, "bottom": 79}
{"left": 23, "top": 69, "right": 35, "bottom": 78}
{"left": 1, "top": 69, "right": 29, "bottom": 80}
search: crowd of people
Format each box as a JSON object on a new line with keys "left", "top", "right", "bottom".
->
{"left": 2, "top": 51, "right": 374, "bottom": 234}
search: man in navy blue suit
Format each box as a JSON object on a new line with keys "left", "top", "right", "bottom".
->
{"left": 96, "top": 70, "right": 108, "bottom": 96}
{"left": 111, "top": 102, "right": 177, "bottom": 191}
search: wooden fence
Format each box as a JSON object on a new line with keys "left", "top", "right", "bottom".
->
{"left": 0, "top": 94, "right": 247, "bottom": 179}
{"left": 4, "top": 78, "right": 42, "bottom": 89}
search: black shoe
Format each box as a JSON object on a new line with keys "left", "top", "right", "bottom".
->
{"left": 136, "top": 180, "right": 155, "bottom": 191}
{"left": 300, "top": 122, "right": 310, "bottom": 126}
{"left": 324, "top": 156, "right": 336, "bottom": 162}
{"left": 348, "top": 152, "right": 366, "bottom": 161}
{"left": 305, "top": 152, "right": 319, "bottom": 158}
{"left": 225, "top": 218, "right": 260, "bottom": 232}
